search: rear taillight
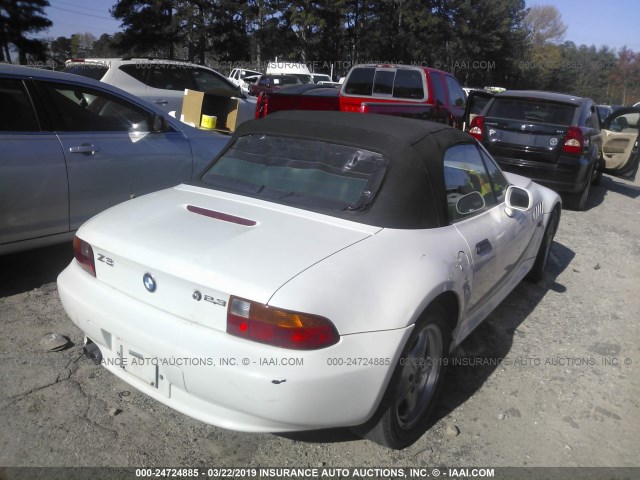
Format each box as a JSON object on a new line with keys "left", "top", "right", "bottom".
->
{"left": 73, "top": 236, "right": 96, "bottom": 277}
{"left": 468, "top": 115, "right": 485, "bottom": 141}
{"left": 562, "top": 126, "right": 586, "bottom": 154}
{"left": 227, "top": 297, "right": 339, "bottom": 350}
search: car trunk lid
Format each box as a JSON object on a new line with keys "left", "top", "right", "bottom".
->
{"left": 80, "top": 184, "right": 380, "bottom": 333}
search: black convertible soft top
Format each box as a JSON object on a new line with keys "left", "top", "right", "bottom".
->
{"left": 199, "top": 111, "right": 476, "bottom": 229}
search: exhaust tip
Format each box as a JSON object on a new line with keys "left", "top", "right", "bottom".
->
{"left": 83, "top": 339, "right": 103, "bottom": 365}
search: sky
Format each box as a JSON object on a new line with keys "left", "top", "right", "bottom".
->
{"left": 43, "top": 0, "right": 640, "bottom": 53}
{"left": 44, "top": 0, "right": 121, "bottom": 40}
{"left": 526, "top": 0, "right": 640, "bottom": 51}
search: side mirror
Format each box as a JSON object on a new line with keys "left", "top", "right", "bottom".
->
{"left": 456, "top": 191, "right": 486, "bottom": 215}
{"left": 152, "top": 114, "right": 169, "bottom": 133}
{"left": 505, "top": 185, "right": 532, "bottom": 217}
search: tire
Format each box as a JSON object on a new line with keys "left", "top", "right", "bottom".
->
{"left": 526, "top": 207, "right": 560, "bottom": 283}
{"left": 564, "top": 164, "right": 594, "bottom": 211}
{"left": 592, "top": 169, "right": 603, "bottom": 186}
{"left": 356, "top": 305, "right": 452, "bottom": 449}
{"left": 592, "top": 157, "right": 603, "bottom": 185}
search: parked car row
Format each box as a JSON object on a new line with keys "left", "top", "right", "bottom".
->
{"left": 247, "top": 74, "right": 302, "bottom": 96}
{"left": 245, "top": 72, "right": 342, "bottom": 97}
{"left": 2, "top": 58, "right": 638, "bottom": 452}
{"left": 255, "top": 64, "right": 469, "bottom": 128}
{"left": 63, "top": 58, "right": 257, "bottom": 124}
{"left": 61, "top": 57, "right": 339, "bottom": 119}
{"left": 252, "top": 65, "right": 639, "bottom": 211}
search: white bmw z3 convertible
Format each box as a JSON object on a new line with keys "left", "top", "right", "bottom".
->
{"left": 58, "top": 111, "right": 561, "bottom": 449}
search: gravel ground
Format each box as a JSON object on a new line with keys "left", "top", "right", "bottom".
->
{"left": 0, "top": 174, "right": 638, "bottom": 473}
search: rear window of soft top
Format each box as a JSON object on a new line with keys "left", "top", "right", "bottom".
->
{"left": 201, "top": 134, "right": 388, "bottom": 212}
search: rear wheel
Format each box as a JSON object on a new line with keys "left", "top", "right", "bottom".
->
{"left": 592, "top": 170, "right": 603, "bottom": 186}
{"left": 591, "top": 157, "right": 603, "bottom": 185}
{"left": 357, "top": 305, "right": 451, "bottom": 449}
{"left": 526, "top": 207, "right": 560, "bottom": 283}
{"left": 564, "top": 163, "right": 594, "bottom": 211}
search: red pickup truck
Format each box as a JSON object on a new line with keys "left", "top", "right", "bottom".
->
{"left": 255, "top": 64, "right": 468, "bottom": 128}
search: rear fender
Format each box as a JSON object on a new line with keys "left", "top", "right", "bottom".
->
{"left": 268, "top": 226, "right": 471, "bottom": 337}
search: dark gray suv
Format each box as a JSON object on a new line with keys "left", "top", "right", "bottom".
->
{"left": 468, "top": 90, "right": 640, "bottom": 210}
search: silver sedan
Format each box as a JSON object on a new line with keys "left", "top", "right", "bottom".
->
{"left": 0, "top": 64, "right": 230, "bottom": 254}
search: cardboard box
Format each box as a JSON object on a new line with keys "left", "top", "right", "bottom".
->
{"left": 180, "top": 89, "right": 240, "bottom": 133}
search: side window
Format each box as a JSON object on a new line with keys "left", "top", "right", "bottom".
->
{"left": 431, "top": 72, "right": 446, "bottom": 106}
{"left": 119, "top": 64, "right": 149, "bottom": 84}
{"left": 343, "top": 67, "right": 375, "bottom": 96}
{"left": 192, "top": 68, "right": 235, "bottom": 92}
{"left": 0, "top": 79, "right": 39, "bottom": 132}
{"left": 393, "top": 69, "right": 425, "bottom": 99}
{"left": 610, "top": 112, "right": 639, "bottom": 131}
{"left": 147, "top": 66, "right": 190, "bottom": 91}
{"left": 42, "top": 82, "right": 153, "bottom": 132}
{"left": 445, "top": 75, "right": 466, "bottom": 108}
{"left": 478, "top": 146, "right": 509, "bottom": 203}
{"left": 258, "top": 77, "right": 268, "bottom": 87}
{"left": 444, "top": 144, "right": 497, "bottom": 223}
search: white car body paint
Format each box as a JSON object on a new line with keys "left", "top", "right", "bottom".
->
{"left": 57, "top": 115, "right": 561, "bottom": 434}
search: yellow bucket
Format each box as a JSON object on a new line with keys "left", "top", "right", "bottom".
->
{"left": 200, "top": 114, "right": 217, "bottom": 130}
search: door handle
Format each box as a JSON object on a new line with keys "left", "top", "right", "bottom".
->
{"left": 69, "top": 143, "right": 99, "bottom": 155}
{"left": 475, "top": 239, "right": 493, "bottom": 255}
{"left": 154, "top": 99, "right": 169, "bottom": 105}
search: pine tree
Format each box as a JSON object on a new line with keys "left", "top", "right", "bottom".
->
{"left": 111, "top": 0, "right": 179, "bottom": 58}
{"left": 0, "top": 0, "right": 52, "bottom": 64}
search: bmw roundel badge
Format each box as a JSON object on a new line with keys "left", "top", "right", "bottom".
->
{"left": 143, "top": 273, "right": 157, "bottom": 293}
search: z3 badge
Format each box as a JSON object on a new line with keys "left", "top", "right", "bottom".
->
{"left": 97, "top": 253, "right": 114, "bottom": 266}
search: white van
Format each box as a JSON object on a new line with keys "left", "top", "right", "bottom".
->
{"left": 266, "top": 60, "right": 312, "bottom": 83}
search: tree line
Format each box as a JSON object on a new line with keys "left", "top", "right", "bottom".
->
{"left": 1, "top": 0, "right": 638, "bottom": 104}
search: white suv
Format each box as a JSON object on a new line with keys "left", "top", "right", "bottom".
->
{"left": 64, "top": 58, "right": 256, "bottom": 125}
{"left": 228, "top": 67, "right": 262, "bottom": 93}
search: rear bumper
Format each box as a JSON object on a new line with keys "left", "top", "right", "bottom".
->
{"left": 57, "top": 261, "right": 410, "bottom": 432}
{"left": 493, "top": 154, "right": 593, "bottom": 194}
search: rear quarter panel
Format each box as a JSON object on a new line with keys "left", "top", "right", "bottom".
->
{"left": 268, "top": 226, "right": 471, "bottom": 337}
